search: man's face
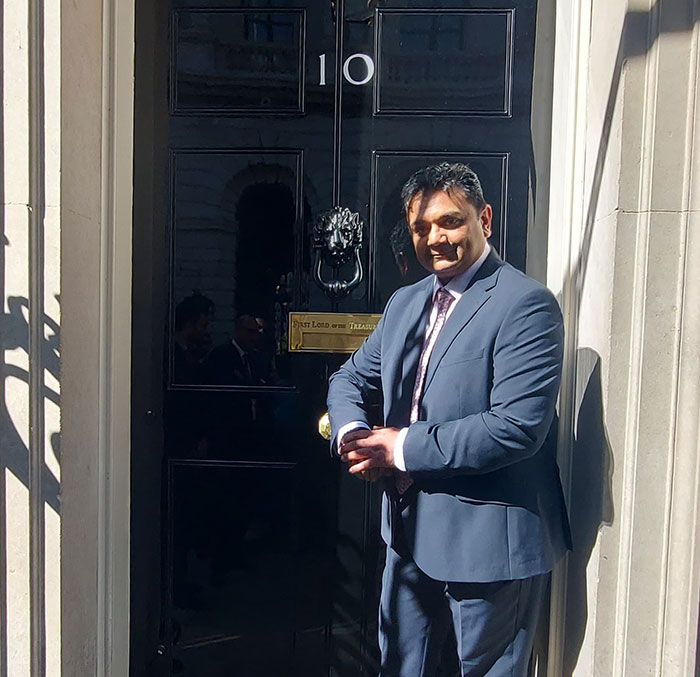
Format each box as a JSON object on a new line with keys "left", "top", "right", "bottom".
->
{"left": 407, "top": 189, "right": 492, "bottom": 282}
{"left": 236, "top": 315, "right": 265, "bottom": 352}
{"left": 190, "top": 313, "right": 211, "bottom": 345}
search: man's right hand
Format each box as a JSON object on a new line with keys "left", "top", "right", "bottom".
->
{"left": 340, "top": 428, "right": 390, "bottom": 482}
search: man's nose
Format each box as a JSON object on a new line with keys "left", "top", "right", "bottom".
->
{"left": 426, "top": 223, "right": 445, "bottom": 247}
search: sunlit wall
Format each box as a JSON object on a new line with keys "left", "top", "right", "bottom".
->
{"left": 1, "top": 2, "right": 61, "bottom": 675}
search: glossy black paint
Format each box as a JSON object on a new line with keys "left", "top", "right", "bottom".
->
{"left": 131, "top": 1, "right": 537, "bottom": 674}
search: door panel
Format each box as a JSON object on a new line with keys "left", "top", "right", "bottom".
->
{"left": 169, "top": 149, "right": 303, "bottom": 388}
{"left": 132, "top": 0, "right": 537, "bottom": 674}
{"left": 374, "top": 9, "right": 514, "bottom": 116}
{"left": 172, "top": 9, "right": 306, "bottom": 114}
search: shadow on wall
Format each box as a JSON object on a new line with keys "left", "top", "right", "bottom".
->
{"left": 0, "top": 289, "right": 61, "bottom": 512}
{"left": 0, "top": 258, "right": 61, "bottom": 677}
{"left": 563, "top": 349, "right": 613, "bottom": 675}
{"left": 558, "top": 4, "right": 699, "bottom": 674}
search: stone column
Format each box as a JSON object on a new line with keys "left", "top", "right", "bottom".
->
{"left": 547, "top": 0, "right": 700, "bottom": 674}
{"left": 61, "top": 0, "right": 134, "bottom": 674}
{"left": 1, "top": 1, "right": 62, "bottom": 674}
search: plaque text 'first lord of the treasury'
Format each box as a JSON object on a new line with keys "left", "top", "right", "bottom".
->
{"left": 288, "top": 312, "right": 382, "bottom": 354}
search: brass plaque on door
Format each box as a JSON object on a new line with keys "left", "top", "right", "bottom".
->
{"left": 288, "top": 312, "right": 381, "bottom": 353}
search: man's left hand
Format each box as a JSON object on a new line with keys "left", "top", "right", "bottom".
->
{"left": 340, "top": 426, "right": 400, "bottom": 475}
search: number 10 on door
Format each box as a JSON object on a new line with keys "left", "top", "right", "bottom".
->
{"left": 319, "top": 53, "right": 376, "bottom": 86}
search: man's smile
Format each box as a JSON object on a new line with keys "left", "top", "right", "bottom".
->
{"left": 430, "top": 246, "right": 458, "bottom": 259}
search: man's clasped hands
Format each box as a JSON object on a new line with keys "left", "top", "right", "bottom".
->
{"left": 339, "top": 426, "right": 400, "bottom": 481}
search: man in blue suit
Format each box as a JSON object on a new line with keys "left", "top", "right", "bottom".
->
{"left": 327, "top": 163, "right": 571, "bottom": 676}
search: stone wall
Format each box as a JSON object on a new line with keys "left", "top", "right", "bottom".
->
{"left": 547, "top": 1, "right": 700, "bottom": 674}
{"left": 1, "top": 1, "right": 62, "bottom": 674}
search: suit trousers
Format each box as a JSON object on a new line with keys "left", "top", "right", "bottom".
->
{"left": 378, "top": 547, "right": 548, "bottom": 677}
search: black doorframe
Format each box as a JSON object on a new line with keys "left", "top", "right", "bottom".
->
{"left": 131, "top": 0, "right": 171, "bottom": 673}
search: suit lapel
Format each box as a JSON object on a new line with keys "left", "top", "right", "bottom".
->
{"left": 385, "top": 277, "right": 433, "bottom": 423}
{"left": 422, "top": 250, "right": 504, "bottom": 395}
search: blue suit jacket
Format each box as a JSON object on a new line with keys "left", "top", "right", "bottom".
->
{"left": 327, "top": 250, "right": 571, "bottom": 582}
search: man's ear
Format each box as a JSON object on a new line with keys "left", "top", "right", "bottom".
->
{"left": 480, "top": 204, "right": 493, "bottom": 238}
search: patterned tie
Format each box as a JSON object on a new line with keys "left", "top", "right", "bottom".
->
{"left": 396, "top": 287, "right": 455, "bottom": 493}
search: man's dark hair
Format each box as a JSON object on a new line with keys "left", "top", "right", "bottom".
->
{"left": 174, "top": 293, "right": 213, "bottom": 331}
{"left": 400, "top": 162, "right": 486, "bottom": 214}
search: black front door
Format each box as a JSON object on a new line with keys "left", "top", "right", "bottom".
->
{"left": 131, "top": 1, "right": 537, "bottom": 675}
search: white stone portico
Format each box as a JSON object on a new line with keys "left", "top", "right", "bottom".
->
{"left": 0, "top": 0, "right": 699, "bottom": 674}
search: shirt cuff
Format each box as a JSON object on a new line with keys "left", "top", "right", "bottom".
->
{"left": 393, "top": 427, "right": 409, "bottom": 471}
{"left": 336, "top": 421, "right": 370, "bottom": 454}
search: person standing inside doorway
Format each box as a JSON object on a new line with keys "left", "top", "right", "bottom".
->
{"left": 327, "top": 163, "right": 571, "bottom": 675}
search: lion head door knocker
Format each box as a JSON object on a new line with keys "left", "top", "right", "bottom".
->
{"left": 312, "top": 206, "right": 364, "bottom": 301}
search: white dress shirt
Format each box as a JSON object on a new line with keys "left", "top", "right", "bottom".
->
{"left": 338, "top": 243, "right": 491, "bottom": 471}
